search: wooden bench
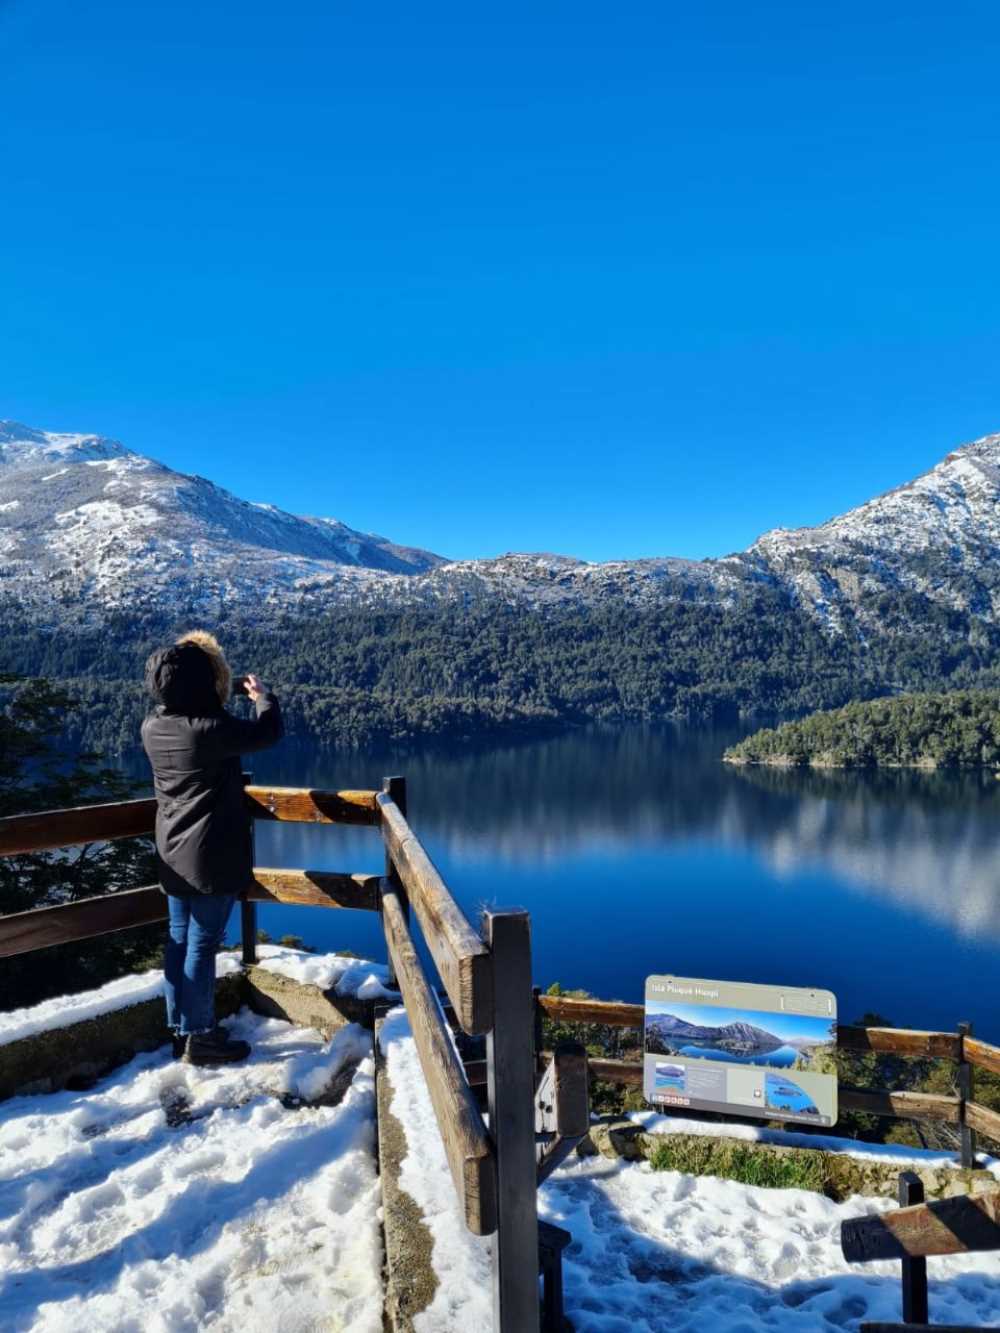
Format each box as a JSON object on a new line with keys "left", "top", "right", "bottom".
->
{"left": 841, "top": 1171, "right": 1000, "bottom": 1331}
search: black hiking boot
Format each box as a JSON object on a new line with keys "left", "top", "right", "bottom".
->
{"left": 171, "top": 1033, "right": 186, "bottom": 1060}
{"left": 183, "top": 1025, "right": 251, "bottom": 1067}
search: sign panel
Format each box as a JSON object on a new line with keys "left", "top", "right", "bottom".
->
{"left": 643, "top": 975, "right": 838, "bottom": 1127}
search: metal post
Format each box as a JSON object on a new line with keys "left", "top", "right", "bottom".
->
{"left": 241, "top": 770, "right": 257, "bottom": 965}
{"left": 898, "top": 1171, "right": 928, "bottom": 1324}
{"left": 381, "top": 776, "right": 407, "bottom": 991}
{"left": 483, "top": 908, "right": 541, "bottom": 1333}
{"left": 958, "top": 1020, "right": 977, "bottom": 1169}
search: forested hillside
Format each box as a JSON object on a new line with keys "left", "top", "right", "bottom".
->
{"left": 5, "top": 592, "right": 1000, "bottom": 752}
{"left": 725, "top": 690, "right": 1000, "bottom": 768}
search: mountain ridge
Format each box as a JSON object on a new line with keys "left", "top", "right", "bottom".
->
{"left": 2, "top": 419, "right": 1000, "bottom": 646}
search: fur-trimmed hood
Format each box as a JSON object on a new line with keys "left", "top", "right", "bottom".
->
{"left": 144, "top": 643, "right": 222, "bottom": 716}
{"left": 174, "top": 630, "right": 233, "bottom": 706}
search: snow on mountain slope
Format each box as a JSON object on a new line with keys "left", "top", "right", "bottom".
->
{"left": 744, "top": 432, "right": 1000, "bottom": 631}
{"left": 0, "top": 421, "right": 445, "bottom": 622}
{"left": 2, "top": 418, "right": 1000, "bottom": 634}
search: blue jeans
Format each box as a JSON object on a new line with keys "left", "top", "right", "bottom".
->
{"left": 164, "top": 894, "right": 236, "bottom": 1036}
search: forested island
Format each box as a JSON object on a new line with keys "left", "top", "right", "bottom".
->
{"left": 724, "top": 689, "right": 1000, "bottom": 769}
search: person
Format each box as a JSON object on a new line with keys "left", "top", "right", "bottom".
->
{"left": 141, "top": 631, "right": 284, "bottom": 1066}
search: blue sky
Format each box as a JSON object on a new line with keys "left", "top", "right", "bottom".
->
{"left": 2, "top": 2, "right": 998, "bottom": 561}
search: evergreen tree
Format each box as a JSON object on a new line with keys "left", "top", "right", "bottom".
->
{"left": 0, "top": 675, "right": 161, "bottom": 1010}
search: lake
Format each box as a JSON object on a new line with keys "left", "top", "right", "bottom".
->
{"left": 677, "top": 1044, "right": 799, "bottom": 1068}
{"left": 126, "top": 723, "right": 1000, "bottom": 1041}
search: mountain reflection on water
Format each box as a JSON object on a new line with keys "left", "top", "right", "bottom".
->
{"left": 255, "top": 727, "right": 1000, "bottom": 943}
{"left": 124, "top": 724, "right": 1000, "bottom": 1037}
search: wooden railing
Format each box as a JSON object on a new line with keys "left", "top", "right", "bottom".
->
{"left": 0, "top": 781, "right": 583, "bottom": 1333}
{"left": 535, "top": 993, "right": 1000, "bottom": 1164}
{"left": 4, "top": 784, "right": 997, "bottom": 1323}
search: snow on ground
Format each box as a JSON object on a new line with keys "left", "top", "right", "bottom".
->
{"left": 0, "top": 958, "right": 244, "bottom": 1048}
{"left": 543, "top": 1156, "right": 1000, "bottom": 1333}
{"left": 252, "top": 945, "right": 395, "bottom": 1001}
{"left": 380, "top": 1007, "right": 492, "bottom": 1332}
{"left": 382, "top": 1006, "right": 1000, "bottom": 1333}
{"left": 0, "top": 946, "right": 391, "bottom": 1049}
{"left": 0, "top": 1009, "right": 383, "bottom": 1332}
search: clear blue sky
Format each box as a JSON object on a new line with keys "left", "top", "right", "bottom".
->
{"left": 2, "top": 1, "right": 998, "bottom": 561}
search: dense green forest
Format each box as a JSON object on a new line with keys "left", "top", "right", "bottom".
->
{"left": 0, "top": 676, "right": 163, "bottom": 1009}
{"left": 6, "top": 590, "right": 1000, "bottom": 751}
{"left": 725, "top": 689, "right": 1000, "bottom": 767}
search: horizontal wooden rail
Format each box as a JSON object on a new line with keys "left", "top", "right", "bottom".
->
{"left": 0, "top": 885, "right": 168, "bottom": 958}
{"left": 537, "top": 996, "right": 969, "bottom": 1063}
{"left": 836, "top": 1025, "right": 961, "bottom": 1060}
{"left": 586, "top": 1056, "right": 643, "bottom": 1086}
{"left": 248, "top": 868, "right": 380, "bottom": 912}
{"left": 561, "top": 1054, "right": 965, "bottom": 1126}
{"left": 537, "top": 995, "right": 643, "bottom": 1028}
{"left": 839, "top": 1088, "right": 961, "bottom": 1124}
{"left": 381, "top": 883, "right": 497, "bottom": 1235}
{"left": 858, "top": 1324, "right": 981, "bottom": 1332}
{"left": 0, "top": 787, "right": 381, "bottom": 859}
{"left": 378, "top": 794, "right": 493, "bottom": 1034}
{"left": 0, "top": 798, "right": 157, "bottom": 856}
{"left": 0, "top": 863, "right": 381, "bottom": 958}
{"left": 544, "top": 1054, "right": 643, "bottom": 1087}
{"left": 965, "top": 1036, "right": 1000, "bottom": 1077}
{"left": 842, "top": 1189, "right": 1000, "bottom": 1261}
{"left": 965, "top": 1099, "right": 1000, "bottom": 1142}
{"left": 246, "top": 786, "right": 379, "bottom": 826}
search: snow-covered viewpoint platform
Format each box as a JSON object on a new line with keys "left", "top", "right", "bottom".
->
{"left": 3, "top": 949, "right": 1000, "bottom": 1332}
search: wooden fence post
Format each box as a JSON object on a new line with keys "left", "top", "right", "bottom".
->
{"left": 241, "top": 771, "right": 257, "bottom": 965}
{"left": 958, "top": 1021, "right": 978, "bottom": 1169}
{"left": 483, "top": 909, "right": 541, "bottom": 1333}
{"left": 532, "top": 986, "right": 544, "bottom": 1075}
{"left": 898, "top": 1171, "right": 929, "bottom": 1324}
{"left": 382, "top": 777, "right": 407, "bottom": 991}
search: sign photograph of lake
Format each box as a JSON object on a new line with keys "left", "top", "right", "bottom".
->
{"left": 644, "top": 1001, "right": 834, "bottom": 1069}
{"left": 224, "top": 723, "right": 1000, "bottom": 1043}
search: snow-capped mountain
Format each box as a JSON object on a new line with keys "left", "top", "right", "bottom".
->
{"left": 741, "top": 433, "right": 1000, "bottom": 633}
{"left": 0, "top": 421, "right": 445, "bottom": 621}
{"left": 1, "top": 418, "right": 999, "bottom": 637}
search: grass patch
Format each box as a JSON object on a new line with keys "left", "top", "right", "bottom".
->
{"left": 647, "top": 1137, "right": 829, "bottom": 1193}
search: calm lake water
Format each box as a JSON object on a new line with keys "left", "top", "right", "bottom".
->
{"left": 127, "top": 724, "right": 1000, "bottom": 1041}
{"left": 678, "top": 1044, "right": 800, "bottom": 1068}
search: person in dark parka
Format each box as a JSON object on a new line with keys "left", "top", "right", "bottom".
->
{"left": 142, "top": 631, "right": 283, "bottom": 1065}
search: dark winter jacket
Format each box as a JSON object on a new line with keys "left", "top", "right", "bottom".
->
{"left": 141, "top": 644, "right": 284, "bottom": 897}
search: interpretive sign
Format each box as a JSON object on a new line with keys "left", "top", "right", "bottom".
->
{"left": 643, "top": 975, "right": 838, "bottom": 1127}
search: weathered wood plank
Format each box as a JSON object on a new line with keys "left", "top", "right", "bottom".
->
{"left": 583, "top": 1056, "right": 643, "bottom": 1087}
{"left": 483, "top": 908, "right": 541, "bottom": 1333}
{"left": 836, "top": 1025, "right": 961, "bottom": 1060}
{"left": 381, "top": 777, "right": 407, "bottom": 991}
{"left": 0, "top": 798, "right": 156, "bottom": 856}
{"left": 537, "top": 994, "right": 643, "bottom": 1028}
{"left": 381, "top": 884, "right": 497, "bottom": 1236}
{"left": 839, "top": 1088, "right": 961, "bottom": 1123}
{"left": 860, "top": 1325, "right": 990, "bottom": 1332}
{"left": 535, "top": 1040, "right": 590, "bottom": 1185}
{"left": 841, "top": 1189, "right": 1000, "bottom": 1261}
{"left": 965, "top": 1099, "right": 1000, "bottom": 1143}
{"left": 245, "top": 786, "right": 379, "bottom": 826}
{"left": 965, "top": 1036, "right": 1000, "bottom": 1077}
{"left": 378, "top": 794, "right": 493, "bottom": 1034}
{"left": 0, "top": 886, "right": 167, "bottom": 958}
{"left": 464, "top": 1058, "right": 487, "bottom": 1086}
{"left": 247, "top": 868, "right": 380, "bottom": 912}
